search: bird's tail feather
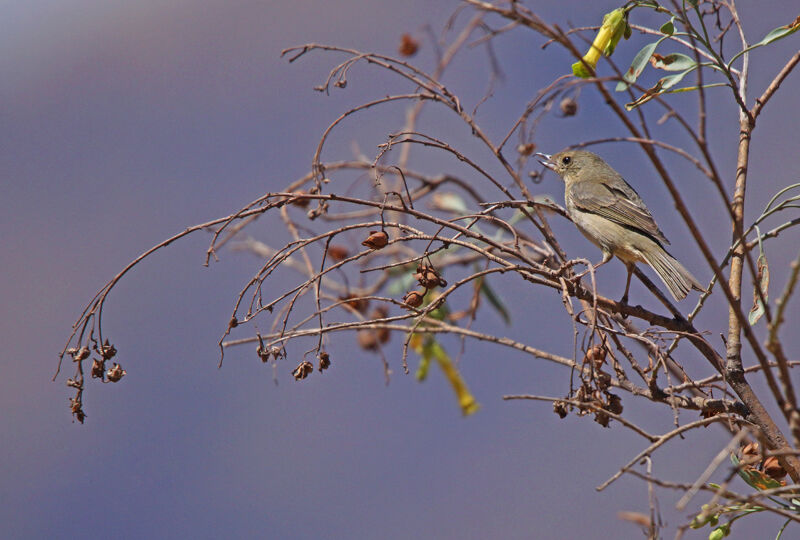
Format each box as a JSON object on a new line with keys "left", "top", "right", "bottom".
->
{"left": 642, "top": 246, "right": 704, "bottom": 301}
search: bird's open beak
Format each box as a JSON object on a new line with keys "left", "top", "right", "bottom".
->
{"left": 535, "top": 152, "right": 556, "bottom": 170}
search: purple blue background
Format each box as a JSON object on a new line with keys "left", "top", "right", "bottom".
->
{"left": 3, "top": 1, "right": 799, "bottom": 538}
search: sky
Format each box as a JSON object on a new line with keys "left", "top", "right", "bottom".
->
{"left": 2, "top": 1, "right": 800, "bottom": 539}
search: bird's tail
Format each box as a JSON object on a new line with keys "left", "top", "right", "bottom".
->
{"left": 641, "top": 245, "right": 704, "bottom": 301}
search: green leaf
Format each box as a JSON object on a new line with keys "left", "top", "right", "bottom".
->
{"left": 686, "top": 0, "right": 698, "bottom": 7}
{"left": 624, "top": 67, "right": 694, "bottom": 110}
{"left": 650, "top": 52, "right": 696, "bottom": 71}
{"left": 660, "top": 19, "right": 674, "bottom": 35}
{"left": 752, "top": 17, "right": 800, "bottom": 48}
{"left": 480, "top": 278, "right": 511, "bottom": 325}
{"left": 749, "top": 251, "right": 770, "bottom": 325}
{"left": 616, "top": 39, "right": 664, "bottom": 91}
{"left": 660, "top": 68, "right": 694, "bottom": 89}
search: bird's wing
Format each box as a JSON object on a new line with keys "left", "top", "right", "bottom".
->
{"left": 569, "top": 180, "right": 670, "bottom": 245}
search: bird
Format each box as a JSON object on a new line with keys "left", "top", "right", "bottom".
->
{"left": 535, "top": 149, "right": 704, "bottom": 302}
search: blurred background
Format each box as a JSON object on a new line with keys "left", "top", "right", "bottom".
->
{"left": 2, "top": 1, "right": 799, "bottom": 538}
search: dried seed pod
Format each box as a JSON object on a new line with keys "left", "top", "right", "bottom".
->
{"left": 560, "top": 97, "right": 578, "bottom": 116}
{"left": 414, "top": 263, "right": 446, "bottom": 289}
{"left": 317, "top": 351, "right": 331, "bottom": 372}
{"left": 70, "top": 398, "right": 86, "bottom": 423}
{"left": 292, "top": 361, "right": 314, "bottom": 381}
{"left": 517, "top": 142, "right": 536, "bottom": 156}
{"left": 402, "top": 290, "right": 425, "bottom": 308}
{"left": 370, "top": 307, "right": 391, "bottom": 344}
{"left": 398, "top": 33, "right": 419, "bottom": 57}
{"left": 72, "top": 346, "right": 91, "bottom": 361}
{"left": 357, "top": 330, "right": 380, "bottom": 351}
{"left": 763, "top": 456, "right": 787, "bottom": 480}
{"left": 341, "top": 295, "right": 369, "bottom": 313}
{"left": 585, "top": 345, "right": 607, "bottom": 368}
{"left": 228, "top": 316, "right": 238, "bottom": 329}
{"left": 361, "top": 230, "right": 389, "bottom": 250}
{"left": 98, "top": 339, "right": 117, "bottom": 360}
{"left": 327, "top": 245, "right": 349, "bottom": 262}
{"left": 106, "top": 363, "right": 126, "bottom": 383}
{"left": 553, "top": 400, "right": 569, "bottom": 419}
{"left": 594, "top": 409, "right": 610, "bottom": 428}
{"left": 289, "top": 190, "right": 311, "bottom": 208}
{"left": 91, "top": 358, "right": 105, "bottom": 379}
{"left": 606, "top": 393, "right": 623, "bottom": 415}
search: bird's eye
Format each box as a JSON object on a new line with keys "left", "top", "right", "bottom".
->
{"left": 562, "top": 156, "right": 571, "bottom": 165}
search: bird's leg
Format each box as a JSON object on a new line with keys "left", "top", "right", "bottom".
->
{"left": 621, "top": 263, "right": 634, "bottom": 305}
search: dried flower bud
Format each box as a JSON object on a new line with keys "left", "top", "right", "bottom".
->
{"left": 106, "top": 363, "right": 126, "bottom": 382}
{"left": 318, "top": 351, "right": 331, "bottom": 372}
{"left": 560, "top": 97, "right": 578, "bottom": 116}
{"left": 763, "top": 456, "right": 787, "bottom": 480}
{"left": 361, "top": 230, "right": 389, "bottom": 250}
{"left": 292, "top": 361, "right": 314, "bottom": 381}
{"left": 553, "top": 400, "right": 569, "bottom": 418}
{"left": 402, "top": 290, "right": 425, "bottom": 308}
{"left": 517, "top": 143, "right": 536, "bottom": 156}
{"left": 414, "top": 263, "right": 447, "bottom": 289}
{"left": 91, "top": 358, "right": 105, "bottom": 379}
{"left": 398, "top": 33, "right": 419, "bottom": 57}
{"left": 229, "top": 316, "right": 238, "bottom": 329}
{"left": 328, "top": 245, "right": 349, "bottom": 262}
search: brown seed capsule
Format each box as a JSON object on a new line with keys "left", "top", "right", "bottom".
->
{"left": 292, "top": 361, "right": 314, "bottom": 381}
{"left": 594, "top": 409, "right": 611, "bottom": 428}
{"left": 763, "top": 456, "right": 787, "bottom": 480}
{"left": 341, "top": 295, "right": 369, "bottom": 313}
{"left": 357, "top": 330, "right": 380, "bottom": 351}
{"left": 606, "top": 393, "right": 623, "bottom": 415}
{"left": 289, "top": 190, "right": 311, "bottom": 208}
{"left": 398, "top": 33, "right": 419, "bottom": 57}
{"left": 106, "top": 363, "right": 126, "bottom": 383}
{"left": 586, "top": 345, "right": 607, "bottom": 368}
{"left": 91, "top": 358, "right": 105, "bottom": 379}
{"left": 414, "top": 263, "right": 446, "bottom": 289}
{"left": 370, "top": 307, "right": 391, "bottom": 344}
{"left": 327, "top": 245, "right": 349, "bottom": 262}
{"left": 318, "top": 351, "right": 331, "bottom": 372}
{"left": 560, "top": 97, "right": 578, "bottom": 116}
{"left": 362, "top": 230, "right": 389, "bottom": 250}
{"left": 517, "top": 142, "right": 536, "bottom": 156}
{"left": 229, "top": 316, "right": 238, "bottom": 329}
{"left": 553, "top": 400, "right": 569, "bottom": 419}
{"left": 99, "top": 339, "right": 117, "bottom": 360}
{"left": 402, "top": 290, "right": 425, "bottom": 308}
{"left": 72, "top": 346, "right": 91, "bottom": 362}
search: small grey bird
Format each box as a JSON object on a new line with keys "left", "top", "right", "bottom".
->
{"left": 536, "top": 150, "right": 704, "bottom": 302}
